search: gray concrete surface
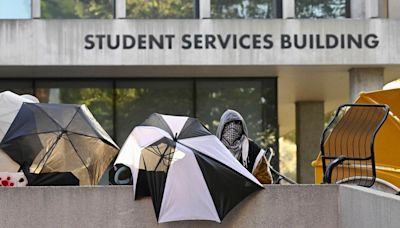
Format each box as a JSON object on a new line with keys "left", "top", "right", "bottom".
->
{"left": 0, "top": 19, "right": 398, "bottom": 66}
{"left": 389, "top": 0, "right": 400, "bottom": 19}
{"left": 0, "top": 185, "right": 339, "bottom": 228}
{"left": 349, "top": 68, "right": 384, "bottom": 103}
{"left": 296, "top": 101, "right": 324, "bottom": 184}
{"left": 339, "top": 185, "right": 400, "bottom": 228}
{"left": 1, "top": 184, "right": 399, "bottom": 228}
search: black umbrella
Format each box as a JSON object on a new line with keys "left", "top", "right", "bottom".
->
{"left": 0, "top": 103, "right": 119, "bottom": 185}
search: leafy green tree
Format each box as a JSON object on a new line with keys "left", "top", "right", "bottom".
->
{"left": 126, "top": 0, "right": 194, "bottom": 18}
{"left": 59, "top": 88, "right": 114, "bottom": 137}
{"left": 296, "top": 0, "right": 347, "bottom": 18}
{"left": 115, "top": 81, "right": 193, "bottom": 145}
{"left": 211, "top": 0, "right": 274, "bottom": 19}
{"left": 41, "top": 0, "right": 113, "bottom": 19}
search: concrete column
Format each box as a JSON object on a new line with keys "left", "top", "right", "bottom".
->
{"left": 366, "top": 0, "right": 380, "bottom": 18}
{"left": 388, "top": 0, "right": 400, "bottom": 18}
{"left": 352, "top": 0, "right": 385, "bottom": 18}
{"left": 296, "top": 101, "right": 324, "bottom": 184}
{"left": 350, "top": 0, "right": 365, "bottom": 18}
{"left": 349, "top": 68, "right": 384, "bottom": 103}
{"left": 199, "top": 0, "right": 211, "bottom": 19}
{"left": 114, "top": 0, "right": 126, "bottom": 19}
{"left": 32, "top": 0, "right": 40, "bottom": 19}
{"left": 282, "top": 0, "right": 295, "bottom": 19}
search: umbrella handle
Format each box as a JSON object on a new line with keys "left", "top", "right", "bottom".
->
{"left": 114, "top": 166, "right": 132, "bottom": 185}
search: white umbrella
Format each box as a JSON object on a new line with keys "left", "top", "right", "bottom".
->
{"left": 115, "top": 113, "right": 263, "bottom": 223}
{"left": 0, "top": 91, "right": 38, "bottom": 172}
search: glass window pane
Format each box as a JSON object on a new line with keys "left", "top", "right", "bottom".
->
{"left": 211, "top": 0, "right": 275, "bottom": 19}
{"left": 115, "top": 80, "right": 193, "bottom": 145}
{"left": 41, "top": 0, "right": 114, "bottom": 19}
{"left": 0, "top": 0, "right": 31, "bottom": 19}
{"left": 34, "top": 80, "right": 114, "bottom": 138}
{"left": 0, "top": 80, "right": 34, "bottom": 95}
{"left": 296, "top": 0, "right": 347, "bottom": 18}
{"left": 196, "top": 79, "right": 277, "bottom": 149}
{"left": 126, "top": 0, "right": 194, "bottom": 19}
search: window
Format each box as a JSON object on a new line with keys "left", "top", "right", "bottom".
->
{"left": 211, "top": 0, "right": 277, "bottom": 19}
{"left": 34, "top": 80, "right": 115, "bottom": 138}
{"left": 115, "top": 80, "right": 193, "bottom": 145}
{"left": 126, "top": 0, "right": 195, "bottom": 19}
{"left": 196, "top": 79, "right": 277, "bottom": 150}
{"left": 0, "top": 0, "right": 31, "bottom": 19}
{"left": 41, "top": 0, "right": 114, "bottom": 19}
{"left": 0, "top": 80, "right": 33, "bottom": 94}
{"left": 0, "top": 77, "right": 279, "bottom": 180}
{"left": 296, "top": 0, "right": 348, "bottom": 18}
{"left": 0, "top": 78, "right": 277, "bottom": 155}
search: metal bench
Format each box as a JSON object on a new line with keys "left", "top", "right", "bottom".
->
{"left": 320, "top": 104, "right": 389, "bottom": 187}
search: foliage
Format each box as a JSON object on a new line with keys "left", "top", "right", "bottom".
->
{"left": 279, "top": 137, "right": 296, "bottom": 181}
{"left": 296, "top": 0, "right": 347, "bottom": 18}
{"left": 41, "top": 0, "right": 347, "bottom": 19}
{"left": 211, "top": 0, "right": 274, "bottom": 19}
{"left": 59, "top": 88, "right": 114, "bottom": 137}
{"left": 126, "top": 0, "right": 194, "bottom": 18}
{"left": 115, "top": 82, "right": 193, "bottom": 145}
{"left": 41, "top": 0, "right": 113, "bottom": 19}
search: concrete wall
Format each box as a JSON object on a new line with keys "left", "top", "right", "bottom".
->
{"left": 339, "top": 185, "right": 400, "bottom": 228}
{"left": 0, "top": 20, "right": 398, "bottom": 66}
{"left": 0, "top": 185, "right": 339, "bottom": 228}
{"left": 1, "top": 185, "right": 399, "bottom": 227}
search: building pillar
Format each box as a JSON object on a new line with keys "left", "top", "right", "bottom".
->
{"left": 199, "top": 0, "right": 211, "bottom": 19}
{"left": 282, "top": 0, "right": 295, "bottom": 19}
{"left": 349, "top": 68, "right": 384, "bottom": 103}
{"left": 115, "top": 0, "right": 126, "bottom": 19}
{"left": 351, "top": 0, "right": 385, "bottom": 18}
{"left": 296, "top": 101, "right": 324, "bottom": 184}
{"left": 388, "top": 0, "right": 400, "bottom": 18}
{"left": 32, "top": 0, "right": 40, "bottom": 19}
{"left": 350, "top": 0, "right": 366, "bottom": 18}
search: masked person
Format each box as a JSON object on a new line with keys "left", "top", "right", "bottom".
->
{"left": 216, "top": 109, "right": 272, "bottom": 184}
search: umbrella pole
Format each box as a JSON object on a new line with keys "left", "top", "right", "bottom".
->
{"left": 33, "top": 131, "right": 64, "bottom": 173}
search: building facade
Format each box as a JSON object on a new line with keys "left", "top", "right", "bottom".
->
{"left": 1, "top": 0, "right": 399, "bottom": 183}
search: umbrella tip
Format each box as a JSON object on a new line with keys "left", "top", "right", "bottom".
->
{"left": 173, "top": 133, "right": 178, "bottom": 142}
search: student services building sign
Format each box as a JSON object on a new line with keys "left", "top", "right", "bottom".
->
{"left": 84, "top": 33, "right": 380, "bottom": 50}
{"left": 0, "top": 20, "right": 398, "bottom": 65}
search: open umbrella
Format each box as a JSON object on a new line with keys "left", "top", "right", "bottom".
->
{"left": 114, "top": 113, "right": 263, "bottom": 223}
{"left": 0, "top": 103, "right": 119, "bottom": 185}
{"left": 0, "top": 91, "right": 38, "bottom": 172}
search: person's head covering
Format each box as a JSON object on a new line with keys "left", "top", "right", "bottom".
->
{"left": 216, "top": 109, "right": 250, "bottom": 167}
{"left": 216, "top": 109, "right": 248, "bottom": 140}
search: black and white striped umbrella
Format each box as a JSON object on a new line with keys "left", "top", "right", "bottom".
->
{"left": 115, "top": 113, "right": 263, "bottom": 223}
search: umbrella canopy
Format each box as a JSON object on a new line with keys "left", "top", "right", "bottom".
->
{"left": 0, "top": 91, "right": 38, "bottom": 141}
{"left": 0, "top": 91, "right": 38, "bottom": 172}
{"left": 0, "top": 103, "right": 119, "bottom": 185}
{"left": 115, "top": 113, "right": 263, "bottom": 223}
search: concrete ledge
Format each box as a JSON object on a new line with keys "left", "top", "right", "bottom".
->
{"left": 0, "top": 185, "right": 339, "bottom": 228}
{"left": 339, "top": 185, "right": 400, "bottom": 228}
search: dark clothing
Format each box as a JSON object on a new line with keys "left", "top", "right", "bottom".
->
{"left": 245, "top": 140, "right": 262, "bottom": 173}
